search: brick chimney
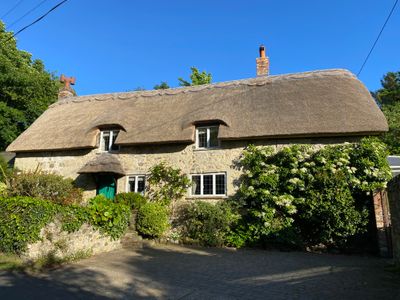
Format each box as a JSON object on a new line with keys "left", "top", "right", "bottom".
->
{"left": 58, "top": 74, "right": 76, "bottom": 100}
{"left": 256, "top": 45, "right": 269, "bottom": 77}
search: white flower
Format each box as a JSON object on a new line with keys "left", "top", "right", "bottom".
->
{"left": 300, "top": 167, "right": 308, "bottom": 173}
{"left": 289, "top": 178, "right": 301, "bottom": 184}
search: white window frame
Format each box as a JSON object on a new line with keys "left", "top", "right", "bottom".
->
{"left": 195, "top": 126, "right": 219, "bottom": 149}
{"left": 126, "top": 175, "right": 146, "bottom": 194}
{"left": 190, "top": 172, "right": 226, "bottom": 197}
{"left": 100, "top": 130, "right": 120, "bottom": 152}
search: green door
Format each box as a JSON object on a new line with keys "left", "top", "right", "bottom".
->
{"left": 96, "top": 174, "right": 116, "bottom": 199}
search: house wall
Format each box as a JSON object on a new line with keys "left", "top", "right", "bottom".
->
{"left": 13, "top": 136, "right": 361, "bottom": 201}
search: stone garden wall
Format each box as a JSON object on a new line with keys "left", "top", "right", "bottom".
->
{"left": 23, "top": 220, "right": 121, "bottom": 262}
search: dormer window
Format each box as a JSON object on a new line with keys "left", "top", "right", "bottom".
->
{"left": 100, "top": 130, "right": 119, "bottom": 152}
{"left": 196, "top": 126, "right": 219, "bottom": 149}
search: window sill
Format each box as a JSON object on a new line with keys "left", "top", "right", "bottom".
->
{"left": 193, "top": 147, "right": 221, "bottom": 152}
{"left": 96, "top": 150, "right": 120, "bottom": 154}
{"left": 186, "top": 195, "right": 228, "bottom": 200}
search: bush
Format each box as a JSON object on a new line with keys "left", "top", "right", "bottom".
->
{"left": 59, "top": 205, "right": 90, "bottom": 233}
{"left": 87, "top": 195, "right": 131, "bottom": 240}
{"left": 115, "top": 192, "right": 147, "bottom": 210}
{"left": 0, "top": 196, "right": 58, "bottom": 253}
{"left": 298, "top": 170, "right": 368, "bottom": 246}
{"left": 136, "top": 202, "right": 169, "bottom": 238}
{"left": 147, "top": 162, "right": 191, "bottom": 203}
{"left": 180, "top": 201, "right": 240, "bottom": 247}
{"left": 0, "top": 195, "right": 132, "bottom": 254}
{"left": 7, "top": 170, "right": 83, "bottom": 205}
{"left": 237, "top": 137, "right": 391, "bottom": 249}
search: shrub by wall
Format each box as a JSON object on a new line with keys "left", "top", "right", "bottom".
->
{"left": 237, "top": 137, "right": 391, "bottom": 249}
{"left": 87, "top": 195, "right": 131, "bottom": 240}
{"left": 7, "top": 170, "right": 83, "bottom": 205}
{"left": 0, "top": 196, "right": 57, "bottom": 253}
{"left": 0, "top": 195, "right": 131, "bottom": 254}
{"left": 115, "top": 192, "right": 147, "bottom": 210}
{"left": 147, "top": 162, "right": 191, "bottom": 204}
{"left": 179, "top": 201, "right": 240, "bottom": 247}
{"left": 136, "top": 202, "right": 169, "bottom": 238}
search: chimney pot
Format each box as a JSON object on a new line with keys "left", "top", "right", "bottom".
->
{"left": 259, "top": 45, "right": 266, "bottom": 58}
{"left": 256, "top": 44, "right": 269, "bottom": 77}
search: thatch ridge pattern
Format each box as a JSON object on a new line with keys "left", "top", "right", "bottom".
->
{"left": 52, "top": 69, "right": 356, "bottom": 106}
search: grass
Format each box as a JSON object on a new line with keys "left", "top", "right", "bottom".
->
{"left": 0, "top": 249, "right": 92, "bottom": 272}
{"left": 0, "top": 252, "right": 24, "bottom": 271}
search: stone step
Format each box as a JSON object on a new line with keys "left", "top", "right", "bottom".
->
{"left": 121, "top": 231, "right": 143, "bottom": 248}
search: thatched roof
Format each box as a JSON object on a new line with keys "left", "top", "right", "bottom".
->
{"left": 7, "top": 69, "right": 388, "bottom": 152}
{"left": 78, "top": 154, "right": 126, "bottom": 176}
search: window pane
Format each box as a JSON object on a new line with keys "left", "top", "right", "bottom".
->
{"left": 209, "top": 127, "right": 219, "bottom": 148}
{"left": 192, "top": 175, "right": 201, "bottom": 195}
{"left": 111, "top": 130, "right": 119, "bottom": 151}
{"left": 137, "top": 176, "right": 145, "bottom": 194}
{"left": 216, "top": 174, "right": 226, "bottom": 195}
{"left": 128, "top": 177, "right": 136, "bottom": 192}
{"left": 102, "top": 132, "right": 110, "bottom": 151}
{"left": 203, "top": 175, "right": 213, "bottom": 195}
{"left": 197, "top": 128, "right": 207, "bottom": 148}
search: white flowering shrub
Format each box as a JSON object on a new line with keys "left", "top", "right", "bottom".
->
{"left": 235, "top": 137, "right": 391, "bottom": 249}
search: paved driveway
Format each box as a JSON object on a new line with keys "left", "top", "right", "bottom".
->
{"left": 0, "top": 244, "right": 399, "bottom": 299}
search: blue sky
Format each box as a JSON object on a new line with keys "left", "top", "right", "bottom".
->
{"left": 1, "top": 0, "right": 399, "bottom": 95}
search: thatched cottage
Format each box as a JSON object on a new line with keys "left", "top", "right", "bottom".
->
{"left": 6, "top": 47, "right": 388, "bottom": 200}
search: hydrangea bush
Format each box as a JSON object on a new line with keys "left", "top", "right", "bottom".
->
{"left": 236, "top": 137, "right": 391, "bottom": 248}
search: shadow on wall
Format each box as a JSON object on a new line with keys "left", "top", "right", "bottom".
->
{"left": 74, "top": 173, "right": 97, "bottom": 196}
{"left": 0, "top": 246, "right": 398, "bottom": 299}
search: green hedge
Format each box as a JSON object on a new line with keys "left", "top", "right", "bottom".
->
{"left": 0, "top": 197, "right": 57, "bottom": 253}
{"left": 88, "top": 195, "right": 131, "bottom": 239}
{"left": 136, "top": 202, "right": 169, "bottom": 238}
{"left": 0, "top": 195, "right": 131, "bottom": 254}
{"left": 179, "top": 201, "right": 240, "bottom": 247}
{"left": 115, "top": 192, "right": 147, "bottom": 210}
{"left": 7, "top": 171, "right": 83, "bottom": 205}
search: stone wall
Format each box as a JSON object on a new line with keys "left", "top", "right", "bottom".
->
{"left": 387, "top": 176, "right": 400, "bottom": 265}
{"left": 14, "top": 137, "right": 361, "bottom": 201}
{"left": 23, "top": 220, "right": 121, "bottom": 262}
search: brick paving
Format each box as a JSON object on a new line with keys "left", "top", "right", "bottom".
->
{"left": 0, "top": 244, "right": 399, "bottom": 299}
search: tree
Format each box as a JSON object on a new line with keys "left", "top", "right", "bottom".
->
{"left": 0, "top": 22, "right": 59, "bottom": 150}
{"left": 374, "top": 71, "right": 400, "bottom": 105}
{"left": 381, "top": 102, "right": 400, "bottom": 154}
{"left": 154, "top": 81, "right": 170, "bottom": 90}
{"left": 375, "top": 71, "right": 400, "bottom": 154}
{"left": 178, "top": 67, "right": 212, "bottom": 86}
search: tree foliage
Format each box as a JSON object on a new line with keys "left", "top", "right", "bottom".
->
{"left": 374, "top": 71, "right": 400, "bottom": 154}
{"left": 381, "top": 103, "right": 400, "bottom": 154}
{"left": 0, "top": 22, "right": 59, "bottom": 150}
{"left": 374, "top": 71, "right": 400, "bottom": 105}
{"left": 153, "top": 81, "right": 170, "bottom": 90}
{"left": 178, "top": 67, "right": 212, "bottom": 86}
